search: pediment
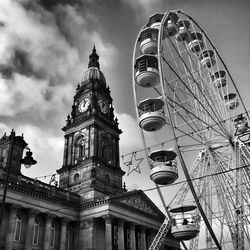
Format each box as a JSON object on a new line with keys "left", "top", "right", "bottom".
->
{"left": 111, "top": 190, "right": 163, "bottom": 217}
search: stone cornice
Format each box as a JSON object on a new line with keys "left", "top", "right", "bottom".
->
{"left": 80, "top": 191, "right": 164, "bottom": 222}
{"left": 0, "top": 176, "right": 80, "bottom": 210}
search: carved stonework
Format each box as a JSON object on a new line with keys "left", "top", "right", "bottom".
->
{"left": 102, "top": 215, "right": 114, "bottom": 224}
{"left": 80, "top": 218, "right": 94, "bottom": 229}
{"left": 117, "top": 195, "right": 158, "bottom": 216}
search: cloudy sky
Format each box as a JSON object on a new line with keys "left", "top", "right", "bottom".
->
{"left": 0, "top": 0, "right": 250, "bottom": 213}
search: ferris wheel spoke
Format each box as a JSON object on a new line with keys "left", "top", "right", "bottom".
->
{"left": 161, "top": 56, "right": 231, "bottom": 138}
{"left": 180, "top": 10, "right": 250, "bottom": 121}
{"left": 133, "top": 10, "right": 249, "bottom": 249}
{"left": 163, "top": 77, "right": 223, "bottom": 134}
{"left": 162, "top": 38, "right": 231, "bottom": 136}
{"left": 166, "top": 96, "right": 229, "bottom": 141}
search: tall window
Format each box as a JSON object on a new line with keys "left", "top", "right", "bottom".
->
{"left": 101, "top": 140, "right": 107, "bottom": 159}
{"left": 32, "top": 219, "right": 40, "bottom": 245}
{"left": 50, "top": 222, "right": 56, "bottom": 248}
{"left": 14, "top": 215, "right": 22, "bottom": 242}
{"left": 79, "top": 140, "right": 85, "bottom": 158}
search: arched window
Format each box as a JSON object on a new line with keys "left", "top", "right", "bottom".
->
{"left": 79, "top": 140, "right": 85, "bottom": 158}
{"left": 32, "top": 219, "right": 40, "bottom": 245}
{"left": 74, "top": 135, "right": 87, "bottom": 162}
{"left": 66, "top": 226, "right": 72, "bottom": 250}
{"left": 101, "top": 140, "right": 107, "bottom": 159}
{"left": 14, "top": 215, "right": 22, "bottom": 242}
{"left": 50, "top": 222, "right": 56, "bottom": 248}
{"left": 101, "top": 136, "right": 113, "bottom": 163}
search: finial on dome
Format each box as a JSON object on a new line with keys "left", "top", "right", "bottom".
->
{"left": 88, "top": 45, "right": 100, "bottom": 69}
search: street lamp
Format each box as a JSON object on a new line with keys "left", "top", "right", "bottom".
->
{"left": 0, "top": 129, "right": 37, "bottom": 227}
{"left": 20, "top": 148, "right": 37, "bottom": 168}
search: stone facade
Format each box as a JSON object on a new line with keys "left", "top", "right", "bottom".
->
{"left": 0, "top": 48, "right": 181, "bottom": 250}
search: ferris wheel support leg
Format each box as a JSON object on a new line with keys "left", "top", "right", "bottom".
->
{"left": 235, "top": 141, "right": 245, "bottom": 250}
{"left": 176, "top": 150, "right": 222, "bottom": 250}
{"left": 148, "top": 217, "right": 171, "bottom": 250}
{"left": 157, "top": 27, "right": 222, "bottom": 249}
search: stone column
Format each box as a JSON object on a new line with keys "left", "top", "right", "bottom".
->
{"left": 24, "top": 209, "right": 39, "bottom": 250}
{"left": 129, "top": 223, "right": 136, "bottom": 250}
{"left": 59, "top": 218, "right": 69, "bottom": 250}
{"left": 63, "top": 136, "right": 68, "bottom": 166}
{"left": 103, "top": 215, "right": 113, "bottom": 250}
{"left": 43, "top": 213, "right": 54, "bottom": 250}
{"left": 79, "top": 218, "right": 95, "bottom": 249}
{"left": 67, "top": 135, "right": 73, "bottom": 166}
{"left": 139, "top": 226, "right": 147, "bottom": 250}
{"left": 117, "top": 219, "right": 125, "bottom": 250}
{"left": 4, "top": 205, "right": 20, "bottom": 250}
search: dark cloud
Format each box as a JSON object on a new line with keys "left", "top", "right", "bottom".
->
{"left": 0, "top": 64, "right": 13, "bottom": 79}
{"left": 11, "top": 49, "right": 45, "bottom": 79}
{"left": 0, "top": 49, "right": 44, "bottom": 79}
{"left": 39, "top": 0, "right": 79, "bottom": 10}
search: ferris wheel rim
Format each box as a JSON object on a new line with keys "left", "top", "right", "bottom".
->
{"left": 132, "top": 9, "right": 249, "bottom": 250}
{"left": 177, "top": 10, "right": 250, "bottom": 122}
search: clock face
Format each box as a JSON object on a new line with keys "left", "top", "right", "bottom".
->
{"left": 98, "top": 99, "right": 109, "bottom": 114}
{"left": 78, "top": 98, "right": 90, "bottom": 113}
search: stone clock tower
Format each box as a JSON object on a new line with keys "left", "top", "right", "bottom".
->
{"left": 57, "top": 47, "right": 125, "bottom": 201}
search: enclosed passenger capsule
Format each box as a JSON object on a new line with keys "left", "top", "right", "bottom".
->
{"left": 170, "top": 205, "right": 200, "bottom": 241}
{"left": 138, "top": 28, "right": 159, "bottom": 55}
{"left": 211, "top": 70, "right": 226, "bottom": 88}
{"left": 199, "top": 50, "right": 216, "bottom": 68}
{"left": 138, "top": 98, "right": 166, "bottom": 131}
{"left": 176, "top": 20, "right": 190, "bottom": 42}
{"left": 149, "top": 149, "right": 178, "bottom": 185}
{"left": 147, "top": 13, "right": 164, "bottom": 29}
{"left": 224, "top": 93, "right": 239, "bottom": 110}
{"left": 135, "top": 55, "right": 159, "bottom": 87}
{"left": 234, "top": 114, "right": 248, "bottom": 134}
{"left": 187, "top": 32, "right": 204, "bottom": 53}
{"left": 163, "top": 12, "right": 179, "bottom": 37}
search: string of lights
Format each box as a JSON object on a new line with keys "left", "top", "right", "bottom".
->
{"left": 142, "top": 163, "right": 250, "bottom": 193}
{"left": 34, "top": 110, "right": 250, "bottom": 181}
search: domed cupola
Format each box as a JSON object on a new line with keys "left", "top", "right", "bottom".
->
{"left": 81, "top": 46, "right": 106, "bottom": 86}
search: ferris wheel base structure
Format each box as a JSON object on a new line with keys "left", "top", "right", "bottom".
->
{"left": 132, "top": 9, "right": 250, "bottom": 250}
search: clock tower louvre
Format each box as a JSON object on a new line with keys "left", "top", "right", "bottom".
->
{"left": 57, "top": 46, "right": 125, "bottom": 202}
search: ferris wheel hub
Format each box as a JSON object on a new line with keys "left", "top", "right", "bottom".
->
{"left": 133, "top": 10, "right": 249, "bottom": 249}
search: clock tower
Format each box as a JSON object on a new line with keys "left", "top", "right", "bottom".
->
{"left": 57, "top": 46, "right": 125, "bottom": 201}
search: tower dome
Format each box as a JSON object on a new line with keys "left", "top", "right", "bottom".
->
{"left": 81, "top": 46, "right": 106, "bottom": 86}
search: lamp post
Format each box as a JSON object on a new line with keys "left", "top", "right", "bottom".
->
{"left": 0, "top": 129, "right": 37, "bottom": 227}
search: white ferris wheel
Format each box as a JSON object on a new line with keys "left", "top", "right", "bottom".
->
{"left": 132, "top": 10, "right": 250, "bottom": 250}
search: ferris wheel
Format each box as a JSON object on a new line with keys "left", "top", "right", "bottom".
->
{"left": 132, "top": 10, "right": 250, "bottom": 250}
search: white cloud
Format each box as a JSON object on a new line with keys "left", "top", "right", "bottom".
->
{"left": 123, "top": 0, "right": 163, "bottom": 19}
{"left": 17, "top": 124, "right": 64, "bottom": 179}
{"left": 0, "top": 73, "right": 75, "bottom": 118}
{"left": 0, "top": 123, "right": 9, "bottom": 136}
{"left": 54, "top": 4, "right": 118, "bottom": 70}
{"left": 117, "top": 113, "right": 143, "bottom": 154}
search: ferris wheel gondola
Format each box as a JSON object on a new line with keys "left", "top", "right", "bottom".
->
{"left": 169, "top": 205, "right": 200, "bottom": 241}
{"left": 132, "top": 9, "right": 250, "bottom": 250}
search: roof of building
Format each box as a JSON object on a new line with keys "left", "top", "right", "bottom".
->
{"left": 81, "top": 46, "right": 106, "bottom": 86}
